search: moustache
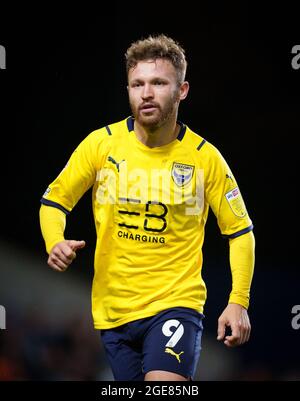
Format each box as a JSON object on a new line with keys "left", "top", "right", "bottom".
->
{"left": 139, "top": 103, "right": 160, "bottom": 110}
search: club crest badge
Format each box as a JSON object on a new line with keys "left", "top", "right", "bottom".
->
{"left": 171, "top": 162, "right": 194, "bottom": 187}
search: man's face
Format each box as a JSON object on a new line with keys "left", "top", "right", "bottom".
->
{"left": 127, "top": 59, "right": 181, "bottom": 130}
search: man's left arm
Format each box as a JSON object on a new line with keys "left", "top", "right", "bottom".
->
{"left": 202, "top": 142, "right": 255, "bottom": 347}
{"left": 217, "top": 231, "right": 255, "bottom": 347}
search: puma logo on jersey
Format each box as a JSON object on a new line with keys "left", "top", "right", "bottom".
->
{"left": 226, "top": 173, "right": 233, "bottom": 182}
{"left": 165, "top": 347, "right": 184, "bottom": 363}
{"left": 108, "top": 156, "right": 125, "bottom": 172}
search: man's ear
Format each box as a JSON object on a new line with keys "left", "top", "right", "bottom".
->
{"left": 179, "top": 81, "right": 189, "bottom": 100}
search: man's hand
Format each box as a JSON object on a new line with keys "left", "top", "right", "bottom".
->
{"left": 217, "top": 303, "right": 251, "bottom": 347}
{"left": 47, "top": 240, "right": 86, "bottom": 272}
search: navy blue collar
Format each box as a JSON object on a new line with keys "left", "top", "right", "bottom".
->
{"left": 126, "top": 116, "right": 134, "bottom": 132}
{"left": 126, "top": 116, "right": 186, "bottom": 141}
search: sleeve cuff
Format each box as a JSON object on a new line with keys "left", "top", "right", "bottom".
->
{"left": 228, "top": 295, "right": 250, "bottom": 310}
{"left": 222, "top": 224, "right": 253, "bottom": 239}
{"left": 40, "top": 198, "right": 70, "bottom": 215}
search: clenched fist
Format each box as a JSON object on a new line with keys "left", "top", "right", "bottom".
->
{"left": 48, "top": 240, "right": 86, "bottom": 272}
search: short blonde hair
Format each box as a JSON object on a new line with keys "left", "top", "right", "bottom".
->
{"left": 125, "top": 34, "right": 187, "bottom": 85}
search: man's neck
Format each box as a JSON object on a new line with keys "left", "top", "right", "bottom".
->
{"left": 134, "top": 118, "right": 180, "bottom": 148}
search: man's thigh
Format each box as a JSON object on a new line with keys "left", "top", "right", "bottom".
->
{"left": 101, "top": 326, "right": 144, "bottom": 381}
{"left": 142, "top": 307, "right": 204, "bottom": 379}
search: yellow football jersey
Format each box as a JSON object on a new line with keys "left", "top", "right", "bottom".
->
{"left": 41, "top": 117, "right": 253, "bottom": 329}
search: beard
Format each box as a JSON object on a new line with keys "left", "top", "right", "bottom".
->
{"left": 129, "top": 90, "right": 180, "bottom": 132}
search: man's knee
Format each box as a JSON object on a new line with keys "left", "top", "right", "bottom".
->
{"left": 144, "top": 370, "right": 190, "bottom": 381}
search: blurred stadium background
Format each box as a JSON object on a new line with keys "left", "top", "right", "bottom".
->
{"left": 0, "top": 2, "right": 299, "bottom": 381}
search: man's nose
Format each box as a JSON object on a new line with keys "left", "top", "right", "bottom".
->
{"left": 141, "top": 83, "right": 154, "bottom": 99}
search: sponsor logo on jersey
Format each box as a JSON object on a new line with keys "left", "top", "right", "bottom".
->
{"left": 225, "top": 187, "right": 247, "bottom": 217}
{"left": 171, "top": 162, "right": 194, "bottom": 187}
{"left": 117, "top": 230, "right": 165, "bottom": 243}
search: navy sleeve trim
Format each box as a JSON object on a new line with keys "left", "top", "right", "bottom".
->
{"left": 105, "top": 125, "right": 112, "bottom": 136}
{"left": 197, "top": 139, "right": 207, "bottom": 151}
{"left": 40, "top": 198, "right": 70, "bottom": 215}
{"left": 222, "top": 224, "right": 254, "bottom": 239}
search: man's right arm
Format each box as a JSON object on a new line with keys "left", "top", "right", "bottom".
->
{"left": 39, "top": 129, "right": 108, "bottom": 271}
{"left": 39, "top": 204, "right": 85, "bottom": 272}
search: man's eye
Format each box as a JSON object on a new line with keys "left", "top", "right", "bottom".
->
{"left": 132, "top": 83, "right": 141, "bottom": 87}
